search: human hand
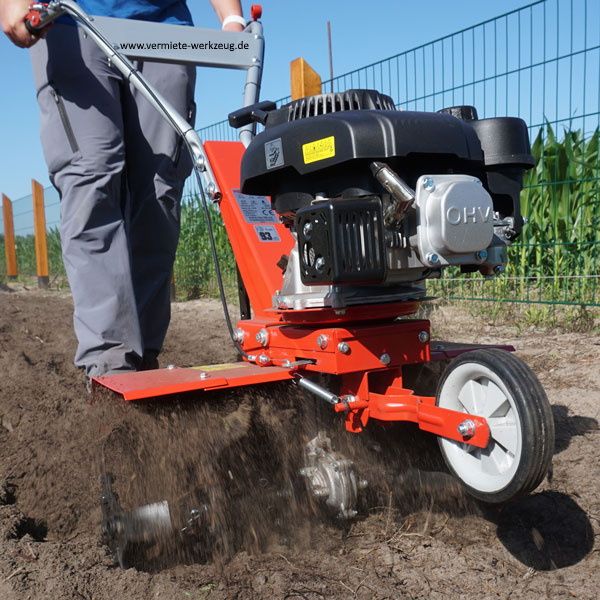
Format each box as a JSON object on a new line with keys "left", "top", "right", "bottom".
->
{"left": 0, "top": 0, "right": 40, "bottom": 48}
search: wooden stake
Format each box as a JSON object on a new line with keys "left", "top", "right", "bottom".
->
{"left": 31, "top": 180, "right": 49, "bottom": 288}
{"left": 2, "top": 194, "right": 18, "bottom": 280}
{"left": 290, "top": 57, "right": 322, "bottom": 100}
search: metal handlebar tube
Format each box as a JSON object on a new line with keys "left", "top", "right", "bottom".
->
{"left": 239, "top": 19, "right": 265, "bottom": 147}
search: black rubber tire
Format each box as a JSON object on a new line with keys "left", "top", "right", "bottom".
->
{"left": 436, "top": 349, "right": 555, "bottom": 504}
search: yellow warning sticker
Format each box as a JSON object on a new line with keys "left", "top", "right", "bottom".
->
{"left": 302, "top": 136, "right": 336, "bottom": 164}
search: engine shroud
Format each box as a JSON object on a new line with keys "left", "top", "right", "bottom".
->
{"left": 240, "top": 89, "right": 533, "bottom": 295}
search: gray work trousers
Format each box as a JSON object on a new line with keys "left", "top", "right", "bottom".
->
{"left": 30, "top": 24, "right": 196, "bottom": 376}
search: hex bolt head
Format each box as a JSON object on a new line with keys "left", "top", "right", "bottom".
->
{"left": 380, "top": 353, "right": 391, "bottom": 365}
{"left": 167, "top": 364, "right": 175, "bottom": 370}
{"left": 475, "top": 249, "right": 488, "bottom": 262}
{"left": 316, "top": 334, "right": 329, "bottom": 349}
{"left": 233, "top": 328, "right": 245, "bottom": 343}
{"left": 494, "top": 265, "right": 506, "bottom": 275}
{"left": 422, "top": 177, "right": 435, "bottom": 191}
{"left": 418, "top": 330, "right": 430, "bottom": 343}
{"left": 199, "top": 371, "right": 209, "bottom": 380}
{"left": 337, "top": 341, "right": 351, "bottom": 354}
{"left": 315, "top": 256, "right": 326, "bottom": 272}
{"left": 457, "top": 419, "right": 476, "bottom": 439}
{"left": 426, "top": 252, "right": 440, "bottom": 264}
{"left": 257, "top": 354, "right": 271, "bottom": 366}
{"left": 255, "top": 328, "right": 269, "bottom": 346}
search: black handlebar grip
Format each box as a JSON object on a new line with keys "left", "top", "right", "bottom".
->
{"left": 228, "top": 100, "right": 277, "bottom": 129}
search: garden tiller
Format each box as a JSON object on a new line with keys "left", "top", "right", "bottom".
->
{"left": 28, "top": 1, "right": 555, "bottom": 567}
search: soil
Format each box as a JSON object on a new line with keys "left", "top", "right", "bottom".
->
{"left": 0, "top": 289, "right": 598, "bottom": 599}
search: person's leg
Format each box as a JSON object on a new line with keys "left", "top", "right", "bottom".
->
{"left": 30, "top": 24, "right": 143, "bottom": 376}
{"left": 122, "top": 61, "right": 196, "bottom": 366}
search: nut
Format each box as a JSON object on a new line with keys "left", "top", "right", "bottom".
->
{"left": 337, "top": 342, "right": 350, "bottom": 354}
{"left": 255, "top": 329, "right": 269, "bottom": 346}
{"left": 316, "top": 334, "right": 329, "bottom": 349}
{"left": 418, "top": 330, "right": 430, "bottom": 343}
{"left": 422, "top": 177, "right": 435, "bottom": 191}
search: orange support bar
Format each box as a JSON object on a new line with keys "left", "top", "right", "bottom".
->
{"left": 31, "top": 179, "right": 49, "bottom": 288}
{"left": 290, "top": 57, "right": 322, "bottom": 100}
{"left": 2, "top": 194, "right": 18, "bottom": 280}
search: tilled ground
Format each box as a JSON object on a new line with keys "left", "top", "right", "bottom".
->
{"left": 0, "top": 289, "right": 598, "bottom": 599}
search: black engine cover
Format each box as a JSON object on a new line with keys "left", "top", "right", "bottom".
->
{"left": 240, "top": 109, "right": 485, "bottom": 197}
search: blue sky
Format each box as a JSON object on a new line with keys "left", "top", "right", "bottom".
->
{"left": 0, "top": 0, "right": 538, "bottom": 202}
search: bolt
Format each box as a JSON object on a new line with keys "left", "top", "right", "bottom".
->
{"left": 167, "top": 364, "right": 175, "bottom": 370}
{"left": 494, "top": 265, "right": 506, "bottom": 275}
{"left": 316, "top": 334, "right": 329, "bottom": 349}
{"left": 457, "top": 419, "right": 476, "bottom": 439}
{"left": 233, "top": 328, "right": 245, "bottom": 343}
{"left": 199, "top": 371, "right": 209, "bottom": 380}
{"left": 337, "top": 341, "right": 350, "bottom": 354}
{"left": 422, "top": 177, "right": 435, "bottom": 191}
{"left": 315, "top": 256, "right": 326, "bottom": 272}
{"left": 380, "top": 353, "right": 391, "bottom": 365}
{"left": 257, "top": 354, "right": 271, "bottom": 366}
{"left": 426, "top": 252, "right": 440, "bottom": 264}
{"left": 302, "top": 221, "right": 313, "bottom": 239}
{"left": 358, "top": 479, "right": 369, "bottom": 490}
{"left": 255, "top": 328, "right": 269, "bottom": 346}
{"left": 418, "top": 330, "right": 430, "bottom": 343}
{"left": 475, "top": 249, "right": 488, "bottom": 261}
{"left": 206, "top": 182, "right": 216, "bottom": 197}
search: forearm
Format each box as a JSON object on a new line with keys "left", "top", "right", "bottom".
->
{"left": 209, "top": 0, "right": 243, "bottom": 30}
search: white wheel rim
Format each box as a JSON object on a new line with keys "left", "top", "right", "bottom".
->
{"left": 438, "top": 362, "right": 523, "bottom": 493}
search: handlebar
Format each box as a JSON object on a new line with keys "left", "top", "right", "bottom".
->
{"left": 24, "top": 2, "right": 64, "bottom": 35}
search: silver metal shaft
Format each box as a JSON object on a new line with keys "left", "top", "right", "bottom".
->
{"left": 295, "top": 376, "right": 339, "bottom": 405}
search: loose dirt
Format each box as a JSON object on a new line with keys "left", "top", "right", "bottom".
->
{"left": 0, "top": 290, "right": 598, "bottom": 599}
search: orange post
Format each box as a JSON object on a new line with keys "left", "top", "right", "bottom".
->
{"left": 290, "top": 57, "right": 322, "bottom": 100}
{"left": 31, "top": 179, "right": 49, "bottom": 288}
{"left": 2, "top": 194, "right": 18, "bottom": 280}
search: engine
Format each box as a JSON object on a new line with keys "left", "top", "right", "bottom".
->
{"left": 238, "top": 89, "right": 534, "bottom": 310}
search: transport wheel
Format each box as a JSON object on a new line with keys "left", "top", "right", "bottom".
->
{"left": 436, "top": 349, "right": 554, "bottom": 503}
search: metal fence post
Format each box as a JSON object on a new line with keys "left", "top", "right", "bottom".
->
{"left": 1, "top": 194, "right": 18, "bottom": 280}
{"left": 31, "top": 179, "right": 49, "bottom": 288}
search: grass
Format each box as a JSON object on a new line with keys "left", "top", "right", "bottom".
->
{"left": 431, "top": 123, "right": 600, "bottom": 307}
{"left": 174, "top": 195, "right": 237, "bottom": 300}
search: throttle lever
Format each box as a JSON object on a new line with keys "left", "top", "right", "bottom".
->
{"left": 24, "top": 2, "right": 62, "bottom": 36}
